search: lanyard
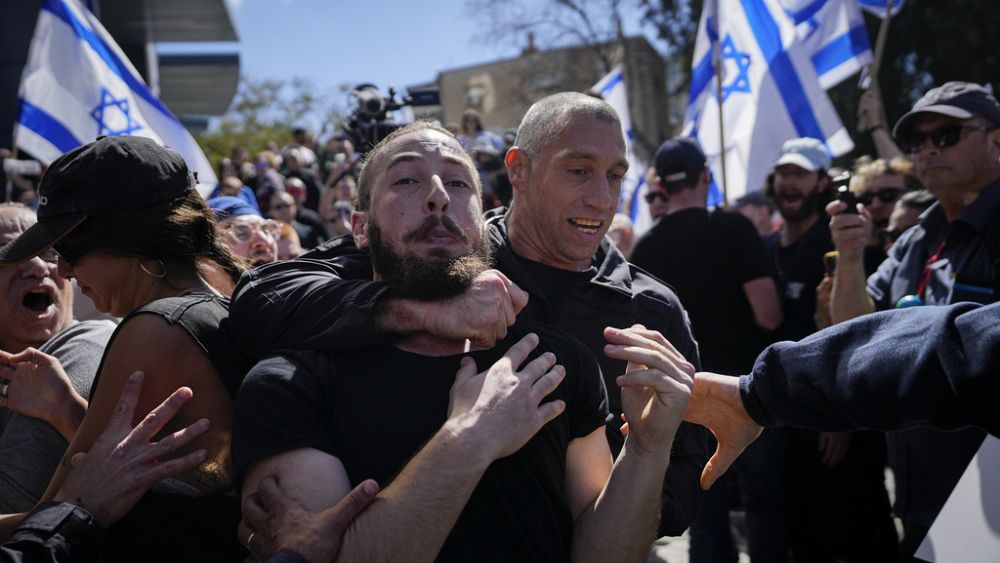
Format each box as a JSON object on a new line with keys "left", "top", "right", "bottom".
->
{"left": 915, "top": 229, "right": 951, "bottom": 299}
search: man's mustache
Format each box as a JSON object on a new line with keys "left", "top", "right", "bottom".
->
{"left": 403, "top": 215, "right": 469, "bottom": 243}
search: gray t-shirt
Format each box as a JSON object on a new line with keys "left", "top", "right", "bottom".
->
{"left": 0, "top": 320, "right": 115, "bottom": 512}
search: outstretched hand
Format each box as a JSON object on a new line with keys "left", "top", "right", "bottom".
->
{"left": 52, "top": 371, "right": 210, "bottom": 527}
{"left": 448, "top": 332, "right": 566, "bottom": 460}
{"left": 603, "top": 325, "right": 694, "bottom": 458}
{"left": 683, "top": 372, "right": 763, "bottom": 490}
{"left": 239, "top": 476, "right": 379, "bottom": 562}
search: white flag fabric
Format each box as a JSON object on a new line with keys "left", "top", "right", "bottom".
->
{"left": 858, "top": 0, "right": 904, "bottom": 18}
{"left": 685, "top": 0, "right": 854, "bottom": 203}
{"left": 781, "top": 0, "right": 873, "bottom": 89}
{"left": 592, "top": 65, "right": 653, "bottom": 237}
{"left": 15, "top": 0, "right": 217, "bottom": 196}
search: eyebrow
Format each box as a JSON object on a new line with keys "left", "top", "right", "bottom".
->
{"left": 557, "top": 149, "right": 629, "bottom": 170}
{"left": 385, "top": 151, "right": 472, "bottom": 171}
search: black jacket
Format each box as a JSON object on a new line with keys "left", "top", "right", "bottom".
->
{"left": 230, "top": 217, "right": 708, "bottom": 536}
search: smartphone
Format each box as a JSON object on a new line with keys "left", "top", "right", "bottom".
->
{"left": 837, "top": 185, "right": 859, "bottom": 214}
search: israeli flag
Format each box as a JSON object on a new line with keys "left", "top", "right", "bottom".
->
{"left": 592, "top": 65, "right": 653, "bottom": 237}
{"left": 858, "top": 0, "right": 904, "bottom": 18}
{"left": 685, "top": 0, "right": 854, "bottom": 203}
{"left": 15, "top": 0, "right": 217, "bottom": 196}
{"left": 782, "top": 0, "right": 873, "bottom": 89}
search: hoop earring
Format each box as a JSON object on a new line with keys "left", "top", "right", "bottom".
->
{"left": 138, "top": 259, "right": 167, "bottom": 279}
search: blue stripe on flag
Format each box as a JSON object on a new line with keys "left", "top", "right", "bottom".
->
{"left": 18, "top": 99, "right": 82, "bottom": 153}
{"left": 628, "top": 177, "right": 645, "bottom": 221}
{"left": 789, "top": 0, "right": 825, "bottom": 24}
{"left": 599, "top": 71, "right": 624, "bottom": 97}
{"left": 742, "top": 0, "right": 826, "bottom": 141}
{"left": 41, "top": 0, "right": 177, "bottom": 122}
{"left": 811, "top": 25, "right": 871, "bottom": 77}
{"left": 688, "top": 52, "right": 715, "bottom": 107}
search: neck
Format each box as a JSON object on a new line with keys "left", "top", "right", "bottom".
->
{"left": 935, "top": 170, "right": 1000, "bottom": 222}
{"left": 665, "top": 192, "right": 705, "bottom": 215}
{"left": 506, "top": 205, "right": 592, "bottom": 272}
{"left": 780, "top": 212, "right": 819, "bottom": 246}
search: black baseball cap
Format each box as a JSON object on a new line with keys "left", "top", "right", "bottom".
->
{"left": 893, "top": 81, "right": 1000, "bottom": 138}
{"left": 654, "top": 136, "right": 707, "bottom": 188}
{"left": 0, "top": 136, "right": 195, "bottom": 265}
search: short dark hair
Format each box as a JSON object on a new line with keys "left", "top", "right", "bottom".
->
{"left": 514, "top": 92, "right": 621, "bottom": 160}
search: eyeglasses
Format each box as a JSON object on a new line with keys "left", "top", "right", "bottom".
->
{"left": 38, "top": 248, "right": 60, "bottom": 264}
{"left": 644, "top": 191, "right": 669, "bottom": 205}
{"left": 899, "top": 124, "right": 995, "bottom": 154}
{"left": 270, "top": 203, "right": 292, "bottom": 211}
{"left": 222, "top": 219, "right": 281, "bottom": 242}
{"left": 857, "top": 188, "right": 903, "bottom": 206}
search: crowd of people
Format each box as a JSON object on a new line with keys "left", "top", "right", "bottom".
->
{"left": 0, "top": 78, "right": 997, "bottom": 563}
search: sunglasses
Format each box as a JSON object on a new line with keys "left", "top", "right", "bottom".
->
{"left": 270, "top": 202, "right": 292, "bottom": 211}
{"left": 644, "top": 191, "right": 669, "bottom": 205}
{"left": 222, "top": 220, "right": 281, "bottom": 243}
{"left": 857, "top": 188, "right": 903, "bottom": 206}
{"left": 900, "top": 124, "right": 994, "bottom": 154}
{"left": 53, "top": 238, "right": 101, "bottom": 266}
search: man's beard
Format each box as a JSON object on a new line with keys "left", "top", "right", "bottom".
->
{"left": 777, "top": 184, "right": 822, "bottom": 222}
{"left": 368, "top": 215, "right": 493, "bottom": 301}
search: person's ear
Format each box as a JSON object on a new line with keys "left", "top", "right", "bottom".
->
{"left": 505, "top": 147, "right": 529, "bottom": 194}
{"left": 351, "top": 211, "right": 369, "bottom": 248}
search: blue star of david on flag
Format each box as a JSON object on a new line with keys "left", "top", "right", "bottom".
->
{"left": 720, "top": 34, "right": 752, "bottom": 102}
{"left": 90, "top": 87, "right": 143, "bottom": 136}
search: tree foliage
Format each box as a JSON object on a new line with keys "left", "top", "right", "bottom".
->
{"left": 197, "top": 76, "right": 347, "bottom": 168}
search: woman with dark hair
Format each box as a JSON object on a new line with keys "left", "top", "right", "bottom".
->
{"left": 0, "top": 136, "right": 252, "bottom": 561}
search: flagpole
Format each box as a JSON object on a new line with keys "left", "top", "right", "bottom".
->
{"left": 859, "top": 0, "right": 894, "bottom": 131}
{"left": 713, "top": 40, "right": 729, "bottom": 204}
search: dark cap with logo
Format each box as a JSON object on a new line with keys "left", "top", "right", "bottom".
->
{"left": 893, "top": 81, "right": 1000, "bottom": 138}
{"left": 654, "top": 136, "right": 707, "bottom": 188}
{"left": 0, "top": 135, "right": 195, "bottom": 264}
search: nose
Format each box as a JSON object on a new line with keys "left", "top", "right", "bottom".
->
{"left": 583, "top": 174, "right": 616, "bottom": 210}
{"left": 250, "top": 230, "right": 273, "bottom": 250}
{"left": 424, "top": 175, "right": 451, "bottom": 213}
{"left": 19, "top": 255, "right": 50, "bottom": 278}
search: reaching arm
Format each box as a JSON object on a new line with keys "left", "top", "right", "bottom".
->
{"left": 230, "top": 237, "right": 527, "bottom": 355}
{"left": 827, "top": 200, "right": 876, "bottom": 323}
{"left": 742, "top": 276, "right": 783, "bottom": 331}
{"left": 685, "top": 301, "right": 1000, "bottom": 488}
{"left": 40, "top": 315, "right": 234, "bottom": 504}
{"left": 569, "top": 326, "right": 694, "bottom": 562}
{"left": 238, "top": 334, "right": 565, "bottom": 563}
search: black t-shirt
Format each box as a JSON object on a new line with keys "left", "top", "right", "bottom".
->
{"left": 232, "top": 321, "right": 609, "bottom": 563}
{"left": 516, "top": 256, "right": 596, "bottom": 315}
{"left": 764, "top": 217, "right": 834, "bottom": 341}
{"left": 631, "top": 208, "right": 771, "bottom": 374}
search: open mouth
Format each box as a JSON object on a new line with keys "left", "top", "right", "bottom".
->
{"left": 568, "top": 218, "right": 603, "bottom": 235}
{"left": 21, "top": 287, "right": 55, "bottom": 315}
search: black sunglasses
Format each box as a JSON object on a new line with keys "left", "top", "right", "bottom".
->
{"left": 857, "top": 188, "right": 903, "bottom": 206}
{"left": 53, "top": 238, "right": 101, "bottom": 266}
{"left": 644, "top": 191, "right": 669, "bottom": 205}
{"left": 900, "top": 124, "right": 994, "bottom": 154}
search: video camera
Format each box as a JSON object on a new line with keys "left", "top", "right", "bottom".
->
{"left": 341, "top": 84, "right": 440, "bottom": 155}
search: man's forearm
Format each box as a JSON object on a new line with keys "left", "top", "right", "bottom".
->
{"left": 830, "top": 255, "right": 874, "bottom": 324}
{"left": 572, "top": 437, "right": 672, "bottom": 563}
{"left": 373, "top": 297, "right": 433, "bottom": 335}
{"left": 336, "top": 419, "right": 492, "bottom": 563}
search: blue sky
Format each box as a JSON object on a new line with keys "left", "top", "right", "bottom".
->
{"left": 158, "top": 0, "right": 658, "bottom": 119}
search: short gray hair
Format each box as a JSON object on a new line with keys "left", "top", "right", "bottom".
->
{"left": 514, "top": 92, "right": 622, "bottom": 159}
